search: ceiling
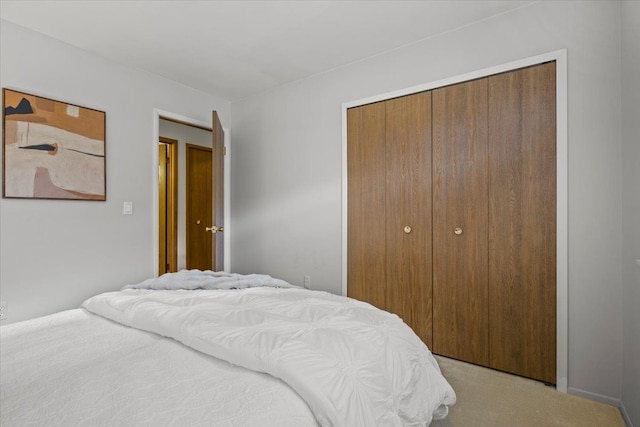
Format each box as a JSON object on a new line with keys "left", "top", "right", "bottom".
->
{"left": 0, "top": 1, "right": 535, "bottom": 102}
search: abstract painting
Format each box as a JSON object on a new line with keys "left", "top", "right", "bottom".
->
{"left": 2, "top": 89, "right": 106, "bottom": 200}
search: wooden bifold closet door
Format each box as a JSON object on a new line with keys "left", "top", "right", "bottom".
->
{"left": 347, "top": 62, "right": 556, "bottom": 384}
{"left": 487, "top": 63, "right": 556, "bottom": 383}
{"left": 432, "top": 78, "right": 490, "bottom": 366}
{"left": 347, "top": 92, "right": 433, "bottom": 347}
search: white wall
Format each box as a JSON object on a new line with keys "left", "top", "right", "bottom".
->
{"left": 621, "top": 1, "right": 640, "bottom": 425}
{"left": 0, "top": 20, "right": 230, "bottom": 324}
{"left": 231, "top": 0, "right": 624, "bottom": 404}
{"left": 158, "top": 119, "right": 212, "bottom": 270}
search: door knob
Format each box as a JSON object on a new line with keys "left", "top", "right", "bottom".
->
{"left": 404, "top": 226, "right": 412, "bottom": 234}
{"left": 206, "top": 226, "right": 224, "bottom": 234}
{"left": 454, "top": 227, "right": 463, "bottom": 235}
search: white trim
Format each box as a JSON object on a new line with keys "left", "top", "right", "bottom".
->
{"left": 152, "top": 110, "right": 161, "bottom": 277}
{"left": 223, "top": 129, "right": 231, "bottom": 273}
{"left": 619, "top": 400, "right": 634, "bottom": 427}
{"left": 341, "top": 49, "right": 568, "bottom": 392}
{"left": 555, "top": 49, "right": 569, "bottom": 394}
{"left": 341, "top": 105, "right": 349, "bottom": 297}
{"left": 153, "top": 109, "right": 232, "bottom": 275}
{"left": 568, "top": 387, "right": 621, "bottom": 408}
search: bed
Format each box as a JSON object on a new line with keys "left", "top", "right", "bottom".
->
{"left": 1, "top": 270, "right": 456, "bottom": 426}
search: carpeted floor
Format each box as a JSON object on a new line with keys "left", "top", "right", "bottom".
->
{"left": 431, "top": 356, "right": 626, "bottom": 427}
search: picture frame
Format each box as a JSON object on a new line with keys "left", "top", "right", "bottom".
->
{"left": 2, "top": 88, "right": 106, "bottom": 200}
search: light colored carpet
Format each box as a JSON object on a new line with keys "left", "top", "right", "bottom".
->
{"left": 431, "top": 356, "right": 625, "bottom": 427}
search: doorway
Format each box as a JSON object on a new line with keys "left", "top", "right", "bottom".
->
{"left": 156, "top": 114, "right": 225, "bottom": 273}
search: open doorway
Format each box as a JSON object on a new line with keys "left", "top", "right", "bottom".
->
{"left": 154, "top": 110, "right": 228, "bottom": 276}
{"left": 158, "top": 118, "right": 214, "bottom": 271}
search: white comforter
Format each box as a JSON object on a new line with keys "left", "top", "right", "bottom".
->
{"left": 83, "top": 270, "right": 456, "bottom": 426}
{"left": 1, "top": 309, "right": 317, "bottom": 427}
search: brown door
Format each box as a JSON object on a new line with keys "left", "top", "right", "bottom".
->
{"left": 487, "top": 62, "right": 556, "bottom": 383}
{"left": 211, "top": 111, "right": 225, "bottom": 271}
{"left": 158, "top": 138, "right": 178, "bottom": 274}
{"left": 186, "top": 144, "right": 213, "bottom": 270}
{"left": 432, "top": 78, "right": 490, "bottom": 365}
{"left": 159, "top": 143, "right": 168, "bottom": 274}
{"left": 384, "top": 92, "right": 433, "bottom": 346}
{"left": 347, "top": 101, "right": 387, "bottom": 311}
{"left": 347, "top": 92, "right": 433, "bottom": 346}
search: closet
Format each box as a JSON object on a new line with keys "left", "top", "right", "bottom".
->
{"left": 347, "top": 62, "right": 556, "bottom": 384}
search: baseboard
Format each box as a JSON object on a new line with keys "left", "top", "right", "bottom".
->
{"left": 567, "top": 387, "right": 620, "bottom": 407}
{"left": 620, "top": 400, "right": 634, "bottom": 427}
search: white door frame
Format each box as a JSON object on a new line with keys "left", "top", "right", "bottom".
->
{"left": 153, "top": 109, "right": 231, "bottom": 274}
{"left": 340, "top": 49, "right": 568, "bottom": 392}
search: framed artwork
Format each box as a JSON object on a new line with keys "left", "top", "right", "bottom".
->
{"left": 2, "top": 89, "right": 106, "bottom": 200}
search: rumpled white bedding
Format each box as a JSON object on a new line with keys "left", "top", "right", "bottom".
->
{"left": 123, "top": 269, "right": 298, "bottom": 291}
{"left": 82, "top": 270, "right": 456, "bottom": 426}
{"left": 0, "top": 308, "right": 317, "bottom": 427}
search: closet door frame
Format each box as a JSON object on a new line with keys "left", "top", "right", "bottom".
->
{"left": 341, "top": 49, "right": 568, "bottom": 393}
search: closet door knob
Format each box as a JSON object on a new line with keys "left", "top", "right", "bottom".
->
{"left": 404, "top": 226, "right": 412, "bottom": 234}
{"left": 454, "top": 227, "right": 463, "bottom": 235}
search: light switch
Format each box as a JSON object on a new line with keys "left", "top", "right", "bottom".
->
{"left": 123, "top": 201, "right": 133, "bottom": 215}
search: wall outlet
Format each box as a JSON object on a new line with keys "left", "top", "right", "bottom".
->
{"left": 303, "top": 275, "right": 311, "bottom": 289}
{"left": 0, "top": 301, "right": 6, "bottom": 320}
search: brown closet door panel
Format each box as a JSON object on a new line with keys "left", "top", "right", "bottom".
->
{"left": 347, "top": 103, "right": 387, "bottom": 310}
{"left": 385, "top": 92, "right": 433, "bottom": 347}
{"left": 488, "top": 62, "right": 556, "bottom": 383}
{"left": 432, "top": 79, "right": 489, "bottom": 365}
